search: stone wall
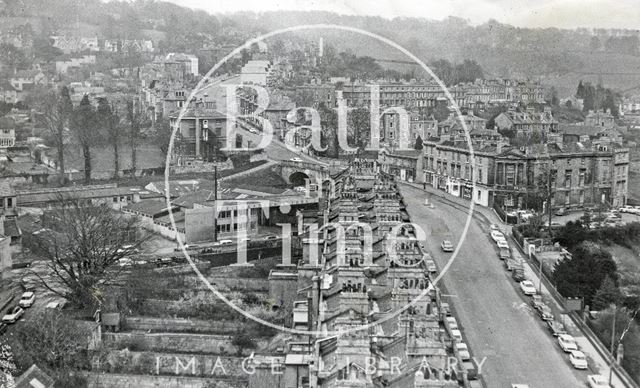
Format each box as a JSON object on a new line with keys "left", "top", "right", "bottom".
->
{"left": 124, "top": 316, "right": 262, "bottom": 335}
{"left": 102, "top": 350, "right": 248, "bottom": 378}
{"left": 102, "top": 332, "right": 256, "bottom": 356}
{"left": 86, "top": 372, "right": 248, "bottom": 388}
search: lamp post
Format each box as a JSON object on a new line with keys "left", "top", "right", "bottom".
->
{"left": 609, "top": 304, "right": 617, "bottom": 385}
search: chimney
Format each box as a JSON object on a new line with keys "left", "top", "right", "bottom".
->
{"left": 496, "top": 141, "right": 504, "bottom": 154}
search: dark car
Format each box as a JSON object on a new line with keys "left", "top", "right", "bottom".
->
{"left": 547, "top": 321, "right": 566, "bottom": 337}
{"left": 0, "top": 323, "right": 7, "bottom": 335}
{"left": 538, "top": 304, "right": 554, "bottom": 321}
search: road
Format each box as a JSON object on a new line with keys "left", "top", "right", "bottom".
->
{"left": 400, "top": 184, "right": 587, "bottom": 388}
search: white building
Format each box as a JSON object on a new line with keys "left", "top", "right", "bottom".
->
{"left": 240, "top": 60, "right": 272, "bottom": 85}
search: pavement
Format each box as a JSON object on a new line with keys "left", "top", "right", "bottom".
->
{"left": 400, "top": 183, "right": 589, "bottom": 388}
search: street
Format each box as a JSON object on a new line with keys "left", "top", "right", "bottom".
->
{"left": 400, "top": 184, "right": 587, "bottom": 388}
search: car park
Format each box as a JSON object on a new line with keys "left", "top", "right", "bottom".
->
{"left": 569, "top": 350, "right": 588, "bottom": 369}
{"left": 558, "top": 334, "right": 578, "bottom": 352}
{"left": 455, "top": 342, "right": 471, "bottom": 361}
{"left": 2, "top": 306, "right": 24, "bottom": 323}
{"left": 519, "top": 280, "right": 537, "bottom": 296}
{"left": 587, "top": 374, "right": 611, "bottom": 388}
{"left": 441, "top": 240, "right": 454, "bottom": 252}
{"left": 18, "top": 292, "right": 35, "bottom": 308}
{"left": 547, "top": 321, "right": 567, "bottom": 337}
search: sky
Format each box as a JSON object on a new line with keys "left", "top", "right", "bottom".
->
{"left": 163, "top": 0, "right": 640, "bottom": 30}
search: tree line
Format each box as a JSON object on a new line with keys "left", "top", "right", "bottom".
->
{"left": 30, "top": 86, "right": 171, "bottom": 184}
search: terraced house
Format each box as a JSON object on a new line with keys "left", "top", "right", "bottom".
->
{"left": 422, "top": 137, "right": 629, "bottom": 209}
{"left": 292, "top": 159, "right": 469, "bottom": 387}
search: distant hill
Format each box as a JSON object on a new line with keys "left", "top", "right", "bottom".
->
{"left": 3, "top": 2, "right": 640, "bottom": 97}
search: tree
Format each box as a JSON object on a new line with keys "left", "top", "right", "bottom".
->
{"left": 126, "top": 100, "right": 148, "bottom": 177}
{"left": 32, "top": 86, "right": 72, "bottom": 184}
{"left": 553, "top": 241, "right": 618, "bottom": 306}
{"left": 414, "top": 135, "right": 424, "bottom": 150}
{"left": 6, "top": 310, "right": 91, "bottom": 385}
{"left": 71, "top": 95, "right": 98, "bottom": 183}
{"left": 153, "top": 118, "right": 173, "bottom": 157}
{"left": 593, "top": 275, "right": 622, "bottom": 310}
{"left": 97, "top": 98, "right": 122, "bottom": 179}
{"left": 348, "top": 107, "right": 370, "bottom": 150}
{"left": 30, "top": 196, "right": 147, "bottom": 307}
{"left": 589, "top": 36, "right": 601, "bottom": 52}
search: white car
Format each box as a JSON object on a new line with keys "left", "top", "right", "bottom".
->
{"left": 248, "top": 128, "right": 259, "bottom": 134}
{"left": 569, "top": 350, "right": 588, "bottom": 369}
{"left": 519, "top": 280, "right": 537, "bottom": 296}
{"left": 2, "top": 306, "right": 24, "bottom": 323}
{"left": 618, "top": 205, "right": 638, "bottom": 215}
{"left": 118, "top": 258, "right": 133, "bottom": 267}
{"left": 425, "top": 260, "right": 437, "bottom": 273}
{"left": 18, "top": 292, "right": 35, "bottom": 308}
{"left": 450, "top": 329, "right": 463, "bottom": 342}
{"left": 587, "top": 374, "right": 610, "bottom": 388}
{"left": 290, "top": 157, "right": 303, "bottom": 163}
{"left": 490, "top": 230, "right": 505, "bottom": 242}
{"left": 445, "top": 316, "right": 458, "bottom": 330}
{"left": 441, "top": 240, "right": 454, "bottom": 252}
{"left": 489, "top": 223, "right": 500, "bottom": 231}
{"left": 496, "top": 239, "right": 510, "bottom": 249}
{"left": 455, "top": 342, "right": 470, "bottom": 361}
{"left": 558, "top": 334, "right": 578, "bottom": 352}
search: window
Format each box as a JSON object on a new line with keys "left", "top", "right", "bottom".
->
{"left": 564, "top": 170, "right": 572, "bottom": 188}
{"left": 6, "top": 198, "right": 11, "bottom": 207}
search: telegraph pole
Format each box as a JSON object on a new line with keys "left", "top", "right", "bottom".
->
{"left": 213, "top": 165, "right": 218, "bottom": 242}
{"left": 609, "top": 304, "right": 617, "bottom": 385}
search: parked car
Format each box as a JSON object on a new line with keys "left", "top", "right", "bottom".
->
{"left": 554, "top": 207, "right": 566, "bottom": 216}
{"left": 2, "top": 306, "right": 24, "bottom": 324}
{"left": 455, "top": 342, "right": 471, "bottom": 361}
{"left": 537, "top": 304, "right": 554, "bottom": 321}
{"left": 0, "top": 323, "right": 7, "bottom": 335}
{"left": 489, "top": 223, "right": 500, "bottom": 231}
{"left": 18, "top": 292, "right": 35, "bottom": 308}
{"left": 519, "top": 280, "right": 537, "bottom": 296}
{"left": 547, "top": 321, "right": 567, "bottom": 337}
{"left": 490, "top": 230, "right": 505, "bottom": 242}
{"left": 289, "top": 157, "right": 303, "bottom": 163}
{"left": 498, "top": 247, "right": 511, "bottom": 260}
{"left": 441, "top": 240, "right": 454, "bottom": 252}
{"left": 620, "top": 205, "right": 640, "bottom": 215}
{"left": 425, "top": 260, "right": 437, "bottom": 273}
{"left": 569, "top": 350, "right": 588, "bottom": 369}
{"left": 531, "top": 295, "right": 544, "bottom": 310}
{"left": 558, "top": 334, "right": 578, "bottom": 352}
{"left": 445, "top": 316, "right": 458, "bottom": 330}
{"left": 450, "top": 329, "right": 463, "bottom": 342}
{"left": 587, "top": 374, "right": 611, "bottom": 388}
{"left": 118, "top": 258, "right": 133, "bottom": 267}
{"left": 496, "top": 239, "right": 510, "bottom": 249}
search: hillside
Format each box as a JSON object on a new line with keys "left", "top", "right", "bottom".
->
{"left": 2, "top": 2, "right": 640, "bottom": 96}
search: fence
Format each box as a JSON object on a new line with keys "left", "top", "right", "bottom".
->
{"left": 511, "top": 230, "right": 640, "bottom": 388}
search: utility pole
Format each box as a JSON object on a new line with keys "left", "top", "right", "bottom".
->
{"left": 213, "top": 165, "right": 218, "bottom": 242}
{"left": 609, "top": 304, "right": 617, "bottom": 385}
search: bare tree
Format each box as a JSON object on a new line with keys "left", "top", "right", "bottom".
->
{"left": 30, "top": 195, "right": 148, "bottom": 307}
{"left": 32, "top": 86, "right": 72, "bottom": 184}
{"left": 97, "top": 98, "right": 122, "bottom": 179}
{"left": 71, "top": 95, "right": 98, "bottom": 183}
{"left": 126, "top": 99, "right": 148, "bottom": 178}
